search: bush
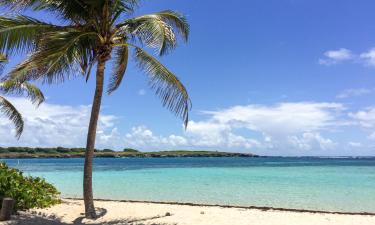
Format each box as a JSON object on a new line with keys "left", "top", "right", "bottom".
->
{"left": 0, "top": 162, "right": 61, "bottom": 211}
{"left": 123, "top": 148, "right": 140, "bottom": 153}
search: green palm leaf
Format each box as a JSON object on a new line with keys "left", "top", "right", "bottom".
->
{"left": 8, "top": 30, "right": 99, "bottom": 83}
{"left": 0, "top": 15, "right": 60, "bottom": 54}
{"left": 0, "top": 53, "right": 6, "bottom": 61}
{"left": 118, "top": 10, "right": 189, "bottom": 55}
{"left": 0, "top": 80, "right": 45, "bottom": 105}
{"left": 0, "top": 96, "right": 23, "bottom": 139}
{"left": 0, "top": 53, "right": 44, "bottom": 138}
{"left": 107, "top": 45, "right": 129, "bottom": 94}
{"left": 1, "top": 0, "right": 139, "bottom": 23}
{"left": 133, "top": 46, "right": 190, "bottom": 127}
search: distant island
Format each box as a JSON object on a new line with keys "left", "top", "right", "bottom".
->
{"left": 0, "top": 147, "right": 257, "bottom": 158}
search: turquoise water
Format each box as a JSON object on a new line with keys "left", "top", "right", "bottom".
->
{"left": 2, "top": 157, "right": 375, "bottom": 213}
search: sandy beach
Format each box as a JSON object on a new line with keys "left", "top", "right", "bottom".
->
{"left": 2, "top": 199, "right": 375, "bottom": 225}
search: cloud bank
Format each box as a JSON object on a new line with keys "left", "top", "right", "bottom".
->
{"left": 1, "top": 98, "right": 374, "bottom": 155}
{"left": 0, "top": 98, "right": 118, "bottom": 149}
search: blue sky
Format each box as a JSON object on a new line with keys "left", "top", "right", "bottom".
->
{"left": 2, "top": 0, "right": 375, "bottom": 156}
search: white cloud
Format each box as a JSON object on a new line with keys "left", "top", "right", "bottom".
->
{"left": 288, "top": 132, "right": 336, "bottom": 151}
{"left": 203, "top": 102, "right": 344, "bottom": 136}
{"left": 319, "top": 48, "right": 353, "bottom": 65}
{"left": 319, "top": 47, "right": 375, "bottom": 67}
{"left": 184, "top": 102, "right": 345, "bottom": 151}
{"left": 360, "top": 48, "right": 375, "bottom": 66}
{"left": 1, "top": 98, "right": 372, "bottom": 154}
{"left": 0, "top": 98, "right": 120, "bottom": 149}
{"left": 348, "top": 142, "right": 362, "bottom": 147}
{"left": 336, "top": 88, "right": 372, "bottom": 99}
{"left": 368, "top": 132, "right": 375, "bottom": 140}
{"left": 185, "top": 121, "right": 261, "bottom": 149}
{"left": 349, "top": 107, "right": 375, "bottom": 128}
{"left": 138, "top": 89, "right": 146, "bottom": 96}
{"left": 124, "top": 126, "right": 188, "bottom": 148}
{"left": 349, "top": 107, "right": 375, "bottom": 142}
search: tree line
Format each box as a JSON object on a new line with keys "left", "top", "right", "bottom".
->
{"left": 0, "top": 147, "right": 140, "bottom": 154}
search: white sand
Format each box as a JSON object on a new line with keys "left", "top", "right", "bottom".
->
{"left": 2, "top": 199, "right": 375, "bottom": 225}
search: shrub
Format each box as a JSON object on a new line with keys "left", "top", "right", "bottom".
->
{"left": 123, "top": 148, "right": 140, "bottom": 153}
{"left": 0, "top": 162, "right": 61, "bottom": 211}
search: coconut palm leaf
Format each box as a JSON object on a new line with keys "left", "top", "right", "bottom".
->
{"left": 2, "top": 3, "right": 190, "bottom": 125}
{"left": 133, "top": 46, "right": 190, "bottom": 126}
{"left": 117, "top": 10, "right": 189, "bottom": 55}
{"left": 0, "top": 53, "right": 44, "bottom": 138}
{"left": 0, "top": 96, "right": 23, "bottom": 138}
{"left": 107, "top": 44, "right": 128, "bottom": 94}
{"left": 0, "top": 79, "right": 45, "bottom": 105}
{"left": 8, "top": 30, "right": 99, "bottom": 83}
{"left": 0, "top": 53, "right": 6, "bottom": 61}
{"left": 0, "top": 15, "right": 61, "bottom": 54}
{"left": 1, "top": 0, "right": 139, "bottom": 23}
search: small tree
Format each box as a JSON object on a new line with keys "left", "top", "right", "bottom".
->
{"left": 0, "top": 162, "right": 60, "bottom": 211}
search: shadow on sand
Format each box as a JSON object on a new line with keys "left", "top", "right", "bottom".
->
{"left": 4, "top": 209, "right": 174, "bottom": 225}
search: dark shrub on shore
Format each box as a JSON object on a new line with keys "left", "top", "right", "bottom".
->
{"left": 0, "top": 162, "right": 61, "bottom": 211}
{"left": 123, "top": 148, "right": 140, "bottom": 153}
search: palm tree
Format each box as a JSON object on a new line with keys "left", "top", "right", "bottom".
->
{"left": 0, "top": 54, "right": 45, "bottom": 138}
{"left": 0, "top": 0, "right": 190, "bottom": 218}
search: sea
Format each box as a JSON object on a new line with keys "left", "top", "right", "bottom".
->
{"left": 2, "top": 157, "right": 375, "bottom": 213}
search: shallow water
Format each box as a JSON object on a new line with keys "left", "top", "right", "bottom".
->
{"left": 3, "top": 157, "right": 375, "bottom": 213}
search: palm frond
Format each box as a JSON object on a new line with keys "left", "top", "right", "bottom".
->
{"left": 0, "top": 53, "right": 6, "bottom": 74}
{"left": 117, "top": 10, "right": 189, "bottom": 56}
{"left": 33, "top": 0, "right": 92, "bottom": 23}
{"left": 0, "top": 79, "right": 44, "bottom": 105}
{"left": 0, "top": 0, "right": 34, "bottom": 10}
{"left": 0, "top": 53, "right": 6, "bottom": 61}
{"left": 0, "top": 95, "right": 23, "bottom": 139}
{"left": 107, "top": 44, "right": 128, "bottom": 94}
{"left": 0, "top": 0, "right": 138, "bottom": 24}
{"left": 0, "top": 15, "right": 60, "bottom": 54}
{"left": 133, "top": 46, "right": 190, "bottom": 127}
{"left": 113, "top": 0, "right": 139, "bottom": 13}
{"left": 7, "top": 30, "right": 98, "bottom": 83}
{"left": 1, "top": 0, "right": 94, "bottom": 23}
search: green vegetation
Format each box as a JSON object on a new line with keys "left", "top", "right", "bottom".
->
{"left": 0, "top": 0, "right": 191, "bottom": 217}
{"left": 0, "top": 162, "right": 60, "bottom": 211}
{"left": 123, "top": 148, "right": 140, "bottom": 153}
{"left": 0, "top": 147, "right": 257, "bottom": 158}
{"left": 0, "top": 55, "right": 44, "bottom": 138}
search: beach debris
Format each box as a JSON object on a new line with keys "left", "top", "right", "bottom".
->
{"left": 165, "top": 212, "right": 172, "bottom": 216}
{"left": 200, "top": 211, "right": 205, "bottom": 215}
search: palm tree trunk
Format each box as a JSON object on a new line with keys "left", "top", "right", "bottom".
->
{"left": 83, "top": 58, "right": 106, "bottom": 219}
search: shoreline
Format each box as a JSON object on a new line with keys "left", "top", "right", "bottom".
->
{"left": 2, "top": 155, "right": 375, "bottom": 159}
{"left": 65, "top": 197, "right": 375, "bottom": 216}
{"left": 0, "top": 148, "right": 258, "bottom": 158}
{"left": 0, "top": 154, "right": 258, "bottom": 159}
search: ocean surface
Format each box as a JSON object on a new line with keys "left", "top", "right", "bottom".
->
{"left": 2, "top": 157, "right": 375, "bottom": 213}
